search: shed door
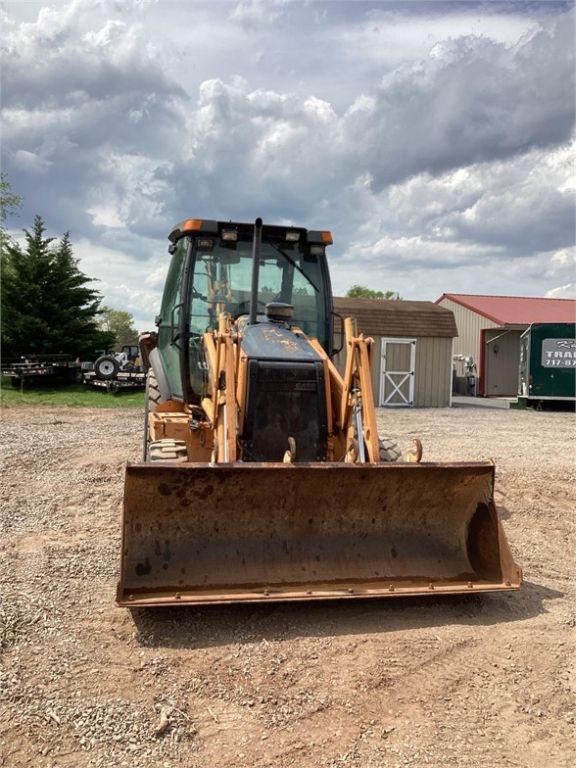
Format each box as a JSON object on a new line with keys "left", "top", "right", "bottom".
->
{"left": 380, "top": 338, "right": 416, "bottom": 406}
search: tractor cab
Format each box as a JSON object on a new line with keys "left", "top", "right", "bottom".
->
{"left": 156, "top": 219, "right": 334, "bottom": 402}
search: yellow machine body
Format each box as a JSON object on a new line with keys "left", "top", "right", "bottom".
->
{"left": 117, "top": 219, "right": 521, "bottom": 608}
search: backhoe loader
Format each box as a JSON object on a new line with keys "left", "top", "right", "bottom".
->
{"left": 117, "top": 218, "right": 521, "bottom": 607}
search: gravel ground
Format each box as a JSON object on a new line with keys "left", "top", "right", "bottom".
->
{"left": 1, "top": 405, "right": 574, "bottom": 768}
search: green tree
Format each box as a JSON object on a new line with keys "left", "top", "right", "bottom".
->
{"left": 346, "top": 285, "right": 402, "bottom": 300}
{"left": 98, "top": 306, "right": 139, "bottom": 350}
{"left": 0, "top": 173, "right": 22, "bottom": 250}
{"left": 1, "top": 216, "right": 115, "bottom": 359}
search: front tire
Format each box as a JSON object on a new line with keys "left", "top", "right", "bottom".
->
{"left": 143, "top": 369, "right": 165, "bottom": 461}
{"left": 379, "top": 438, "right": 402, "bottom": 462}
{"left": 149, "top": 439, "right": 188, "bottom": 462}
{"left": 146, "top": 369, "right": 162, "bottom": 412}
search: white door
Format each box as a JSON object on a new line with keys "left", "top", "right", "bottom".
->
{"left": 380, "top": 338, "right": 416, "bottom": 407}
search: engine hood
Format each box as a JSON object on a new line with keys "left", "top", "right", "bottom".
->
{"left": 239, "top": 321, "right": 321, "bottom": 362}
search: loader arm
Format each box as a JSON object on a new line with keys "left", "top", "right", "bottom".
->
{"left": 203, "top": 314, "right": 239, "bottom": 463}
{"left": 307, "top": 319, "right": 380, "bottom": 463}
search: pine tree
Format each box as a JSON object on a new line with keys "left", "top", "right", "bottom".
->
{"left": 1, "top": 216, "right": 115, "bottom": 359}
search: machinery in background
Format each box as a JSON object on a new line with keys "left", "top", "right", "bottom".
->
{"left": 82, "top": 345, "right": 146, "bottom": 394}
{"left": 453, "top": 355, "right": 478, "bottom": 397}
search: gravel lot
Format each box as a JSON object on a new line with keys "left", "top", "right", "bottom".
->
{"left": 1, "top": 405, "right": 574, "bottom": 768}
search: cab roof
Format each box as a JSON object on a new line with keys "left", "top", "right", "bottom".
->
{"left": 168, "top": 218, "right": 332, "bottom": 246}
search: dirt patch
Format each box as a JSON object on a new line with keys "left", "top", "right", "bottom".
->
{"left": 1, "top": 405, "right": 574, "bottom": 767}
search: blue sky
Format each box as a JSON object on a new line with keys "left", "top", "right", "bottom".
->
{"left": 1, "top": 0, "right": 574, "bottom": 327}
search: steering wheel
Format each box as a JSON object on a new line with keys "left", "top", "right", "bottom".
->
{"left": 233, "top": 300, "right": 266, "bottom": 319}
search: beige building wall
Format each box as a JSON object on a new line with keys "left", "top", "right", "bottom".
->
{"left": 438, "top": 298, "right": 499, "bottom": 367}
{"left": 483, "top": 328, "right": 523, "bottom": 396}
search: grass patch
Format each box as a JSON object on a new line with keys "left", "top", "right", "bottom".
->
{"left": 1, "top": 376, "right": 145, "bottom": 409}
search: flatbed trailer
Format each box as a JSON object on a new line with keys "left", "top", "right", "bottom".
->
{"left": 2, "top": 355, "right": 80, "bottom": 387}
{"left": 83, "top": 370, "right": 146, "bottom": 394}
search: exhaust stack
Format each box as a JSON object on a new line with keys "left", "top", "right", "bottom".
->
{"left": 249, "top": 217, "right": 263, "bottom": 325}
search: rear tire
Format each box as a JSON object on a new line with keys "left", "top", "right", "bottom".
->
{"left": 94, "top": 355, "right": 120, "bottom": 380}
{"left": 379, "top": 438, "right": 402, "bottom": 463}
{"left": 149, "top": 439, "right": 188, "bottom": 462}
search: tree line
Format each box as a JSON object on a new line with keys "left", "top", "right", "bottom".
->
{"left": 346, "top": 285, "right": 402, "bottom": 300}
{"left": 1, "top": 175, "right": 138, "bottom": 360}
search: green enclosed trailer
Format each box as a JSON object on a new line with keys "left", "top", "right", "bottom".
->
{"left": 518, "top": 323, "right": 576, "bottom": 407}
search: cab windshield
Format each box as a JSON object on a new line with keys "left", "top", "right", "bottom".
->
{"left": 189, "top": 239, "right": 327, "bottom": 339}
{"left": 187, "top": 237, "right": 329, "bottom": 397}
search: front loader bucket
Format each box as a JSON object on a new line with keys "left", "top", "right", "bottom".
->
{"left": 117, "top": 462, "right": 521, "bottom": 607}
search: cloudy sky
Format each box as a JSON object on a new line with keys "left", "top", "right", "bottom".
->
{"left": 2, "top": 0, "right": 574, "bottom": 328}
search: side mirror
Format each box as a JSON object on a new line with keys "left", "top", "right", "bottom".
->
{"left": 332, "top": 311, "right": 344, "bottom": 355}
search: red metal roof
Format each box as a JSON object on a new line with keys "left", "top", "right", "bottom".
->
{"left": 436, "top": 293, "right": 576, "bottom": 325}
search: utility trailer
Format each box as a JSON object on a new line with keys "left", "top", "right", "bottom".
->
{"left": 516, "top": 322, "right": 575, "bottom": 409}
{"left": 2, "top": 354, "right": 80, "bottom": 388}
{"left": 82, "top": 344, "right": 145, "bottom": 394}
{"left": 83, "top": 369, "right": 146, "bottom": 394}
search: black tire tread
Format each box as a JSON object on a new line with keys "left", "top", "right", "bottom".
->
{"left": 149, "top": 439, "right": 188, "bottom": 462}
{"left": 379, "top": 437, "right": 402, "bottom": 463}
{"left": 147, "top": 370, "right": 162, "bottom": 412}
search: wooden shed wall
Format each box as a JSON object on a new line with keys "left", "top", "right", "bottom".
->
{"left": 333, "top": 335, "right": 452, "bottom": 407}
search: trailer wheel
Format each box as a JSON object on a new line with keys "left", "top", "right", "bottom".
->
{"left": 94, "top": 355, "right": 120, "bottom": 380}
{"left": 149, "top": 439, "right": 188, "bottom": 462}
{"left": 379, "top": 438, "right": 402, "bottom": 463}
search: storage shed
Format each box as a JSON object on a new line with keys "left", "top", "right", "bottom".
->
{"left": 333, "top": 297, "right": 458, "bottom": 407}
{"left": 436, "top": 294, "right": 576, "bottom": 397}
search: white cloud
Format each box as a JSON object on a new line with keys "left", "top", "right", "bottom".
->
{"left": 87, "top": 205, "right": 124, "bottom": 228}
{"left": 381, "top": 144, "right": 575, "bottom": 254}
{"left": 1, "top": 0, "right": 574, "bottom": 323}
{"left": 229, "top": 0, "right": 288, "bottom": 28}
{"left": 72, "top": 238, "right": 165, "bottom": 328}
{"left": 12, "top": 149, "right": 53, "bottom": 173}
{"left": 546, "top": 283, "right": 576, "bottom": 299}
{"left": 333, "top": 7, "right": 539, "bottom": 68}
{"left": 144, "top": 264, "right": 168, "bottom": 290}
